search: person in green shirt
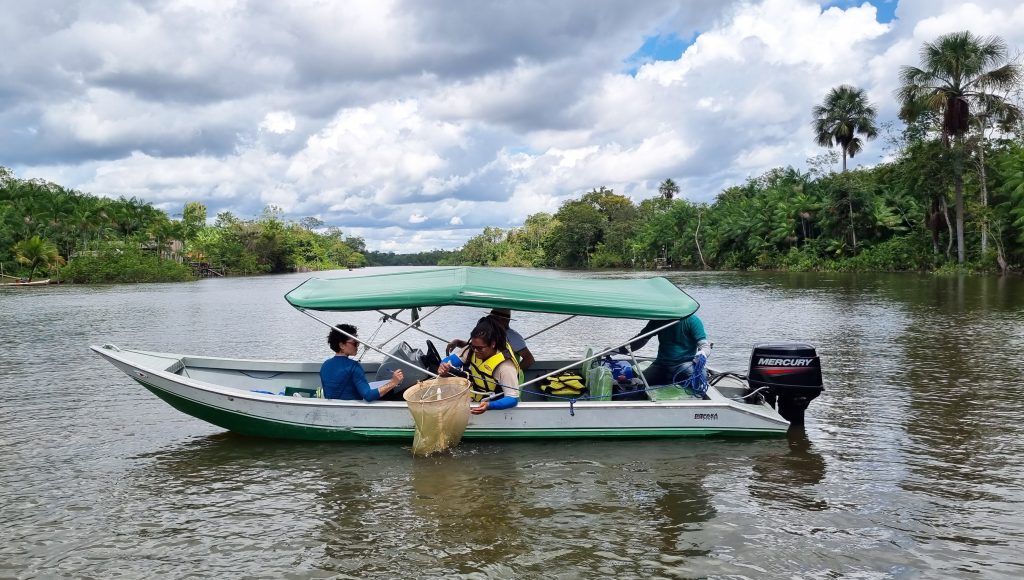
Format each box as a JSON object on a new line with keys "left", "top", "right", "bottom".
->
{"left": 620, "top": 315, "right": 711, "bottom": 386}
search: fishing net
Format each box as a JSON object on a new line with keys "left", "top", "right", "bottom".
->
{"left": 403, "top": 377, "right": 471, "bottom": 456}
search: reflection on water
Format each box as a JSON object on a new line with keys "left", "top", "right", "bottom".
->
{"left": 2, "top": 270, "right": 1024, "bottom": 577}
{"left": 749, "top": 430, "right": 827, "bottom": 511}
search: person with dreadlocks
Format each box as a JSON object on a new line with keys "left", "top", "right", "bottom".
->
{"left": 438, "top": 316, "right": 521, "bottom": 415}
{"left": 446, "top": 308, "right": 535, "bottom": 370}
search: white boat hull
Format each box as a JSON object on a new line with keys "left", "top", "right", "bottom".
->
{"left": 92, "top": 345, "right": 792, "bottom": 440}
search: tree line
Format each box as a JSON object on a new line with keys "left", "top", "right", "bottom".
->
{"left": 441, "top": 31, "right": 1024, "bottom": 274}
{"left": 0, "top": 169, "right": 367, "bottom": 282}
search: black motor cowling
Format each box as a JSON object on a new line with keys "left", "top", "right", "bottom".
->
{"left": 747, "top": 343, "right": 823, "bottom": 426}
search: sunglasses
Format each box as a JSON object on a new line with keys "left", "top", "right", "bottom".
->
{"left": 345, "top": 339, "right": 360, "bottom": 346}
{"left": 470, "top": 343, "right": 490, "bottom": 352}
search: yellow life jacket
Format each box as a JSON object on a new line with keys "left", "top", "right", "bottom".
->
{"left": 540, "top": 372, "right": 587, "bottom": 396}
{"left": 466, "top": 346, "right": 521, "bottom": 402}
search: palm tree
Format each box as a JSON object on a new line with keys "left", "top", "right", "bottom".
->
{"left": 896, "top": 31, "right": 1022, "bottom": 264}
{"left": 658, "top": 178, "right": 679, "bottom": 201}
{"left": 14, "top": 236, "right": 64, "bottom": 281}
{"left": 812, "top": 85, "right": 879, "bottom": 173}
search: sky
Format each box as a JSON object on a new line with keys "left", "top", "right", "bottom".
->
{"left": 3, "top": 0, "right": 1024, "bottom": 252}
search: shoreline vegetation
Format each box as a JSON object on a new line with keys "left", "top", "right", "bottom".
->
{"left": 3, "top": 30, "right": 1023, "bottom": 283}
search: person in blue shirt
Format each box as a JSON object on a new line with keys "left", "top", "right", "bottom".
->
{"left": 320, "top": 324, "right": 403, "bottom": 401}
{"left": 620, "top": 315, "right": 711, "bottom": 386}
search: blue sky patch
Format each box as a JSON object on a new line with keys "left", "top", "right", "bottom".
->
{"left": 624, "top": 32, "right": 693, "bottom": 75}
{"left": 828, "top": 0, "right": 897, "bottom": 23}
{"left": 624, "top": 1, "right": 895, "bottom": 75}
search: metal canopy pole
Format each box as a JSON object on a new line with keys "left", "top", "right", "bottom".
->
{"left": 298, "top": 308, "right": 439, "bottom": 378}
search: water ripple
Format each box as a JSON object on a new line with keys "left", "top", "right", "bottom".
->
{"left": 3, "top": 271, "right": 1024, "bottom": 578}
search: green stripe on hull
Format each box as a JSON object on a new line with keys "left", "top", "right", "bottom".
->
{"left": 138, "top": 380, "right": 383, "bottom": 441}
{"left": 137, "top": 380, "right": 783, "bottom": 441}
{"left": 461, "top": 428, "right": 783, "bottom": 439}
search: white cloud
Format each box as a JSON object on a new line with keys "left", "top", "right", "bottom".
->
{"left": 259, "top": 111, "right": 296, "bottom": 134}
{"left": 286, "top": 100, "right": 468, "bottom": 205}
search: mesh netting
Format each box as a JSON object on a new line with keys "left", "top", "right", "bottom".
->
{"left": 403, "top": 377, "right": 471, "bottom": 456}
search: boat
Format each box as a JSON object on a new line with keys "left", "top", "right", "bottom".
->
{"left": 91, "top": 268, "right": 824, "bottom": 441}
{"left": 0, "top": 278, "right": 50, "bottom": 287}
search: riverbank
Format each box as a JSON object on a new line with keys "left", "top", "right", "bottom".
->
{"left": 35, "top": 259, "right": 1018, "bottom": 286}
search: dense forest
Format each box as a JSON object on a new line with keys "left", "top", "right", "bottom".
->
{"left": 2, "top": 30, "right": 1023, "bottom": 282}
{"left": 438, "top": 140, "right": 1023, "bottom": 274}
{"left": 0, "top": 168, "right": 367, "bottom": 282}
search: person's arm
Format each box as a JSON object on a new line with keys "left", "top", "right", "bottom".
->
{"left": 351, "top": 362, "right": 381, "bottom": 402}
{"left": 471, "top": 362, "right": 520, "bottom": 414}
{"left": 621, "top": 320, "right": 661, "bottom": 353}
{"left": 351, "top": 362, "right": 402, "bottom": 401}
{"left": 685, "top": 317, "right": 711, "bottom": 360}
{"left": 495, "top": 363, "right": 520, "bottom": 399}
{"left": 516, "top": 347, "right": 535, "bottom": 370}
{"left": 505, "top": 328, "right": 534, "bottom": 369}
{"left": 439, "top": 347, "right": 471, "bottom": 375}
{"left": 380, "top": 369, "right": 404, "bottom": 396}
{"left": 446, "top": 338, "right": 467, "bottom": 355}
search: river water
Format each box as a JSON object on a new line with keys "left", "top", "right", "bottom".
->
{"left": 2, "top": 269, "right": 1023, "bottom": 578}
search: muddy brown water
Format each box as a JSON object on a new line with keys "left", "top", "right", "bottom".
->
{"left": 2, "top": 269, "right": 1022, "bottom": 578}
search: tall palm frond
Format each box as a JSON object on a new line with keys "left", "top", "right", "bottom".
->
{"left": 812, "top": 85, "right": 879, "bottom": 172}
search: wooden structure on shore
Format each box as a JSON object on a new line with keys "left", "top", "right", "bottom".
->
{"left": 188, "top": 262, "right": 225, "bottom": 278}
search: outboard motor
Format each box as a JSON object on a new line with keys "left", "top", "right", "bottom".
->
{"left": 747, "top": 343, "right": 823, "bottom": 426}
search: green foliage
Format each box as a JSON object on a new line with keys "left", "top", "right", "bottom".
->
{"left": 60, "top": 243, "right": 194, "bottom": 283}
{"left": 992, "top": 145, "right": 1024, "bottom": 266}
{"left": 182, "top": 201, "right": 207, "bottom": 242}
{"left": 434, "top": 115, "right": 1022, "bottom": 273}
{"left": 658, "top": 178, "right": 679, "bottom": 200}
{"left": 370, "top": 249, "right": 458, "bottom": 266}
{"left": 897, "top": 30, "right": 1022, "bottom": 263}
{"left": 834, "top": 235, "right": 934, "bottom": 272}
{"left": 541, "top": 188, "right": 638, "bottom": 269}
{"left": 812, "top": 85, "right": 879, "bottom": 171}
{"left": 0, "top": 168, "right": 368, "bottom": 282}
{"left": 14, "top": 236, "right": 65, "bottom": 281}
{"left": 459, "top": 227, "right": 505, "bottom": 265}
{"left": 996, "top": 146, "right": 1024, "bottom": 242}
{"left": 544, "top": 198, "right": 606, "bottom": 268}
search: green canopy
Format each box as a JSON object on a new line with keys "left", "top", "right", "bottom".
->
{"left": 284, "top": 267, "right": 699, "bottom": 320}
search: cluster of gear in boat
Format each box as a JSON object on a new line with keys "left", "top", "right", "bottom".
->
{"left": 356, "top": 328, "right": 823, "bottom": 425}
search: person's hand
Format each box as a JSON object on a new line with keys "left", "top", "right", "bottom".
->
{"left": 446, "top": 339, "right": 466, "bottom": 355}
{"left": 470, "top": 400, "right": 489, "bottom": 415}
{"left": 693, "top": 352, "right": 707, "bottom": 366}
{"left": 391, "top": 369, "right": 404, "bottom": 386}
{"left": 438, "top": 361, "right": 452, "bottom": 376}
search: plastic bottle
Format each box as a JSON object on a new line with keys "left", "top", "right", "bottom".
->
{"left": 441, "top": 354, "right": 463, "bottom": 369}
